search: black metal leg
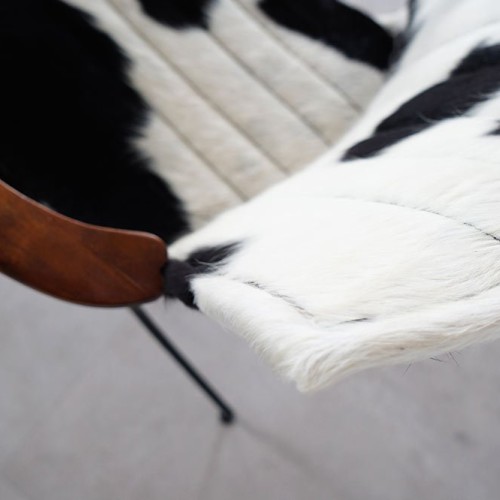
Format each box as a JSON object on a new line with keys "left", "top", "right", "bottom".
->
{"left": 130, "top": 306, "right": 235, "bottom": 425}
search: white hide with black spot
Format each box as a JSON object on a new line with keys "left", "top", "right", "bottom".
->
{"left": 1, "top": 0, "right": 389, "bottom": 242}
{"left": 168, "top": 0, "right": 500, "bottom": 390}
{"left": 59, "top": 0, "right": 388, "bottom": 229}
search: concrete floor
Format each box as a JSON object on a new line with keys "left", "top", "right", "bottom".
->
{"left": 4, "top": 1, "right": 500, "bottom": 500}
{"left": 2, "top": 271, "right": 500, "bottom": 500}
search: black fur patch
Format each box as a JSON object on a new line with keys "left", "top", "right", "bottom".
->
{"left": 388, "top": 36, "right": 409, "bottom": 68}
{"left": 0, "top": 0, "right": 188, "bottom": 242}
{"left": 343, "top": 44, "right": 500, "bottom": 160}
{"left": 390, "top": 1, "right": 418, "bottom": 67}
{"left": 258, "top": 0, "right": 394, "bottom": 70}
{"left": 137, "top": 0, "right": 215, "bottom": 29}
{"left": 490, "top": 124, "right": 500, "bottom": 135}
{"left": 393, "top": 0, "right": 423, "bottom": 65}
{"left": 408, "top": 0, "right": 418, "bottom": 22}
{"left": 343, "top": 127, "right": 423, "bottom": 160}
{"left": 165, "top": 243, "right": 239, "bottom": 308}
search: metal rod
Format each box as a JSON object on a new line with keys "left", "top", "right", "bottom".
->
{"left": 130, "top": 306, "right": 235, "bottom": 425}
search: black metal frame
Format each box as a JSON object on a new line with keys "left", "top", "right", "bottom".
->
{"left": 130, "top": 306, "right": 235, "bottom": 425}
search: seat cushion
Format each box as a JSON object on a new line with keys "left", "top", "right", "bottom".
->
{"left": 0, "top": 0, "right": 389, "bottom": 241}
{"left": 166, "top": 1, "right": 500, "bottom": 389}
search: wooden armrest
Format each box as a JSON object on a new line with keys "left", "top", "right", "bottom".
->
{"left": 0, "top": 180, "right": 167, "bottom": 307}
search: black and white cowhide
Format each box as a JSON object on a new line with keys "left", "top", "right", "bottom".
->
{"left": 165, "top": 0, "right": 500, "bottom": 390}
{"left": 8, "top": 0, "right": 498, "bottom": 391}
{"left": 0, "top": 0, "right": 188, "bottom": 241}
{"left": 0, "top": 0, "right": 391, "bottom": 241}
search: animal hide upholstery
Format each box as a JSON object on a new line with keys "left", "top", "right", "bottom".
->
{"left": 9, "top": 0, "right": 497, "bottom": 391}
{"left": 0, "top": 0, "right": 389, "bottom": 241}
{"left": 165, "top": 0, "right": 500, "bottom": 390}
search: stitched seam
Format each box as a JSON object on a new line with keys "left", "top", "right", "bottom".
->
{"left": 232, "top": 0, "right": 364, "bottom": 111}
{"left": 220, "top": 276, "right": 315, "bottom": 319}
{"left": 97, "top": 0, "right": 248, "bottom": 200}
{"left": 206, "top": 15, "right": 331, "bottom": 145}
{"left": 106, "top": 0, "right": 294, "bottom": 175}
{"left": 331, "top": 195, "right": 500, "bottom": 243}
{"left": 219, "top": 0, "right": 359, "bottom": 142}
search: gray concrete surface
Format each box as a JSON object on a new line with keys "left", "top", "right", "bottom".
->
{"left": 2, "top": 271, "right": 500, "bottom": 500}
{"left": 4, "top": 1, "right": 500, "bottom": 500}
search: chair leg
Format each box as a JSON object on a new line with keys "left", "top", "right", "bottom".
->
{"left": 130, "top": 306, "right": 235, "bottom": 425}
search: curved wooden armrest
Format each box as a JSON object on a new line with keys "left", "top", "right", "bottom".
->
{"left": 0, "top": 180, "right": 167, "bottom": 307}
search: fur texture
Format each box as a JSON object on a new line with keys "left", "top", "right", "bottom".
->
{"left": 137, "top": 0, "right": 215, "bottom": 29}
{"left": 168, "top": 0, "right": 500, "bottom": 391}
{"left": 8, "top": 0, "right": 483, "bottom": 391}
{"left": 0, "top": 0, "right": 188, "bottom": 241}
{"left": 259, "top": 0, "right": 394, "bottom": 69}
{"left": 0, "top": 0, "right": 387, "bottom": 238}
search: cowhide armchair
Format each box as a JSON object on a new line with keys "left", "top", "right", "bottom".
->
{"left": 7, "top": 1, "right": 497, "bottom": 395}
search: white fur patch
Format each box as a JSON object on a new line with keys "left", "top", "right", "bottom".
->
{"left": 171, "top": 145, "right": 500, "bottom": 390}
{"left": 169, "top": 0, "right": 500, "bottom": 390}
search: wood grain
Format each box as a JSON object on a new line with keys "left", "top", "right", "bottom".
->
{"left": 0, "top": 179, "right": 167, "bottom": 307}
